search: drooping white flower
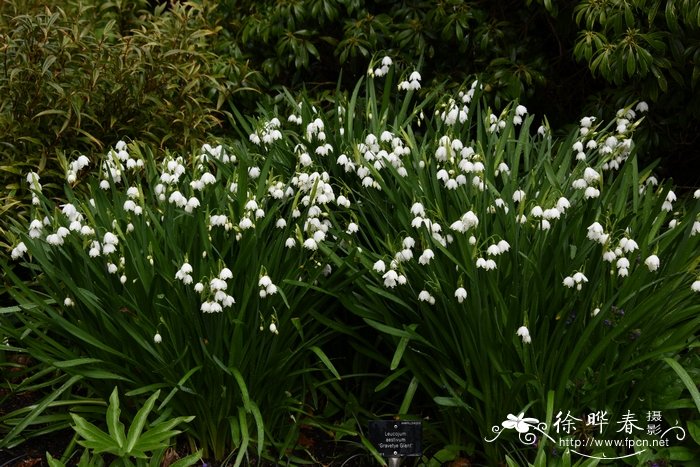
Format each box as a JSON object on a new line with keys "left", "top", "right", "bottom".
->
{"left": 373, "top": 260, "right": 386, "bottom": 273}
{"left": 210, "top": 278, "right": 227, "bottom": 291}
{"left": 564, "top": 272, "right": 588, "bottom": 290}
{"left": 512, "top": 190, "right": 525, "bottom": 203}
{"left": 219, "top": 268, "right": 233, "bottom": 280}
{"left": 454, "top": 287, "right": 467, "bottom": 303}
{"left": 239, "top": 217, "right": 254, "bottom": 230}
{"left": 461, "top": 211, "right": 479, "bottom": 230}
{"left": 620, "top": 237, "right": 639, "bottom": 253}
{"left": 418, "top": 249, "right": 434, "bottom": 265}
{"left": 692, "top": 280, "right": 700, "bottom": 292}
{"left": 11, "top": 242, "right": 27, "bottom": 260}
{"left": 103, "top": 232, "right": 118, "bottom": 246}
{"left": 46, "top": 234, "right": 63, "bottom": 246}
{"left": 584, "top": 187, "right": 600, "bottom": 199}
{"left": 516, "top": 326, "right": 531, "bottom": 344}
{"left": 580, "top": 116, "right": 594, "bottom": 128}
{"left": 603, "top": 250, "right": 617, "bottom": 262}
{"left": 662, "top": 191, "right": 676, "bottom": 211}
{"left": 395, "top": 248, "right": 413, "bottom": 262}
{"left": 336, "top": 195, "right": 351, "bottom": 208}
{"left": 418, "top": 290, "right": 433, "bottom": 302}
{"left": 556, "top": 197, "right": 570, "bottom": 212}
{"left": 383, "top": 270, "right": 399, "bottom": 288}
{"left": 572, "top": 178, "right": 588, "bottom": 190}
{"left": 644, "top": 255, "right": 660, "bottom": 272}
{"left": 89, "top": 242, "right": 101, "bottom": 257}
{"left": 692, "top": 221, "right": 700, "bottom": 236}
{"left": 573, "top": 272, "right": 588, "bottom": 284}
{"left": 153, "top": 333, "right": 162, "bottom": 344}
{"left": 543, "top": 208, "right": 561, "bottom": 220}
{"left": 258, "top": 276, "right": 272, "bottom": 288}
{"left": 487, "top": 244, "right": 501, "bottom": 256}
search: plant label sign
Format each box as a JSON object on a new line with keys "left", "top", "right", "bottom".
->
{"left": 368, "top": 420, "right": 422, "bottom": 457}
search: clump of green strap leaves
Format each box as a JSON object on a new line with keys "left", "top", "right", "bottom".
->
{"left": 46, "top": 387, "right": 201, "bottom": 467}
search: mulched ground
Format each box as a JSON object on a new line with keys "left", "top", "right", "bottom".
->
{"left": 0, "top": 425, "right": 378, "bottom": 467}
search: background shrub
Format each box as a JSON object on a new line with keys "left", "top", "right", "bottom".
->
{"left": 0, "top": 0, "right": 253, "bottom": 296}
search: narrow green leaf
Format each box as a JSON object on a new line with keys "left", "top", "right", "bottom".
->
{"left": 390, "top": 335, "right": 410, "bottom": 371}
{"left": 71, "top": 413, "right": 116, "bottom": 451}
{"left": 398, "top": 377, "right": 418, "bottom": 415}
{"left": 231, "top": 368, "right": 251, "bottom": 411}
{"left": 310, "top": 346, "right": 340, "bottom": 380}
{"left": 375, "top": 367, "right": 410, "bottom": 392}
{"left": 2, "top": 375, "right": 82, "bottom": 447}
{"left": 169, "top": 450, "right": 203, "bottom": 467}
{"left": 233, "top": 407, "right": 249, "bottom": 467}
{"left": 249, "top": 402, "right": 265, "bottom": 456}
{"left": 663, "top": 358, "right": 700, "bottom": 413}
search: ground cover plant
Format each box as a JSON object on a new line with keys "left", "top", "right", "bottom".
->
{"left": 3, "top": 58, "right": 700, "bottom": 465}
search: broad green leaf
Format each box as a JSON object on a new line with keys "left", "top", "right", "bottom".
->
{"left": 106, "top": 387, "right": 126, "bottom": 449}
{"left": 125, "top": 390, "right": 161, "bottom": 453}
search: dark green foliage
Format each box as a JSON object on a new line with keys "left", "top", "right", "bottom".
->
{"left": 569, "top": 0, "right": 700, "bottom": 180}
{"left": 0, "top": 0, "right": 252, "bottom": 262}
{"left": 215, "top": 0, "right": 551, "bottom": 101}
{"left": 0, "top": 1, "right": 229, "bottom": 156}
